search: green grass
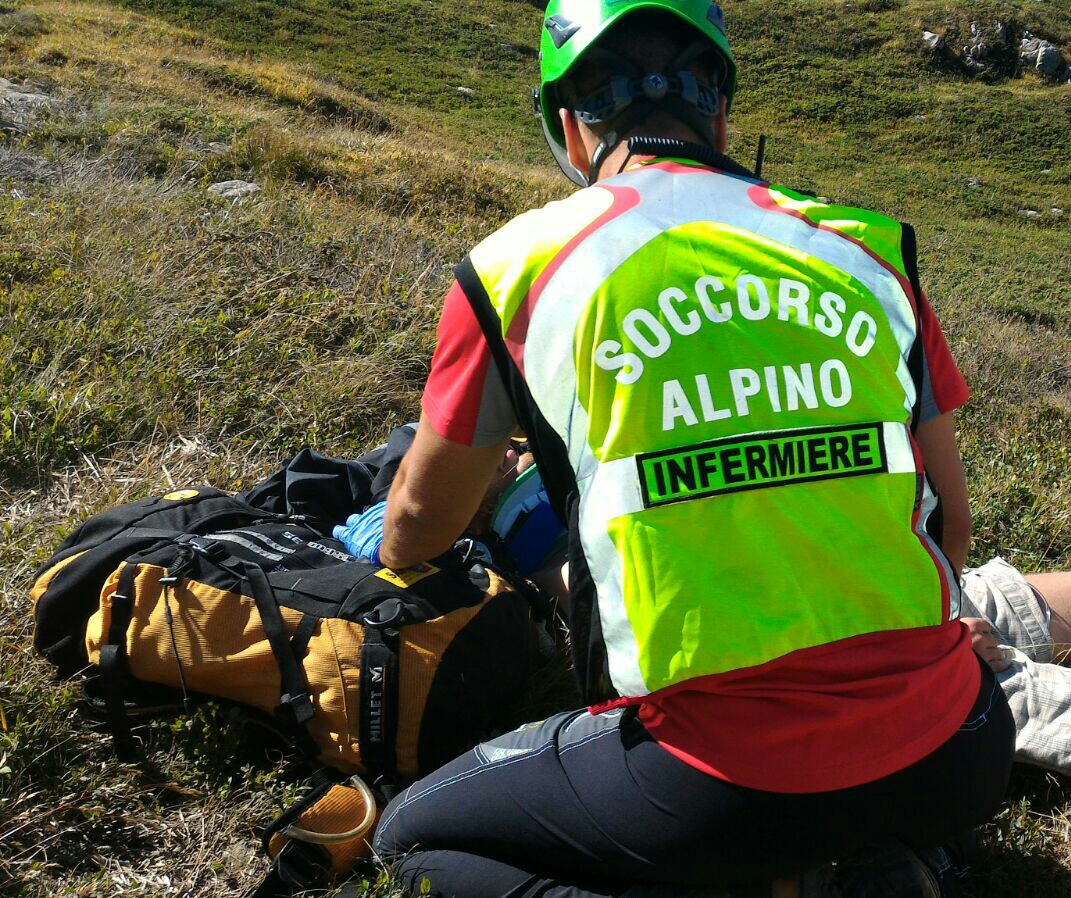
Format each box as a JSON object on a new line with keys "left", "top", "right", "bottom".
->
{"left": 1, "top": 0, "right": 1070, "bottom": 894}
{"left": 116, "top": 0, "right": 549, "bottom": 163}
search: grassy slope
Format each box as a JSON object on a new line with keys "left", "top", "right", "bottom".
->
{"left": 1, "top": 0, "right": 1069, "bottom": 894}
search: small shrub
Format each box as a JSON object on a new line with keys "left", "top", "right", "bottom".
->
{"left": 217, "top": 124, "right": 338, "bottom": 185}
{"left": 36, "top": 47, "right": 68, "bottom": 66}
{"left": 0, "top": 10, "right": 47, "bottom": 42}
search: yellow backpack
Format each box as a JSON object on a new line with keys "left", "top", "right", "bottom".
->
{"left": 32, "top": 445, "right": 550, "bottom": 895}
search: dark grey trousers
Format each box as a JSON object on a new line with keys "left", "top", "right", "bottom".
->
{"left": 374, "top": 663, "right": 1013, "bottom": 898}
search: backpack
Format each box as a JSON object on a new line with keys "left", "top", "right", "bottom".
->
{"left": 32, "top": 484, "right": 264, "bottom": 678}
{"left": 31, "top": 434, "right": 550, "bottom": 895}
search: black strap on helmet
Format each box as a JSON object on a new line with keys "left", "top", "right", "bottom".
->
{"left": 574, "top": 71, "right": 720, "bottom": 127}
{"left": 570, "top": 38, "right": 726, "bottom": 185}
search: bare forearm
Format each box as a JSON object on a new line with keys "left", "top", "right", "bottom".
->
{"left": 940, "top": 503, "right": 971, "bottom": 578}
{"left": 378, "top": 414, "right": 510, "bottom": 569}
{"left": 380, "top": 487, "right": 466, "bottom": 569}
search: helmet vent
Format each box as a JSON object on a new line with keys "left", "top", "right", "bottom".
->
{"left": 707, "top": 4, "right": 727, "bottom": 35}
{"left": 545, "top": 14, "right": 581, "bottom": 49}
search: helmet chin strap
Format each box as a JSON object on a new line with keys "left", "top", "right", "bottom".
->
{"left": 586, "top": 129, "right": 619, "bottom": 186}
{"left": 582, "top": 92, "right": 716, "bottom": 185}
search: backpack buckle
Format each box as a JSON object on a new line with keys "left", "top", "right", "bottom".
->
{"left": 174, "top": 533, "right": 229, "bottom": 562}
{"left": 279, "top": 691, "right": 316, "bottom": 725}
{"left": 197, "top": 542, "right": 230, "bottom": 562}
{"left": 362, "top": 598, "right": 405, "bottom": 633}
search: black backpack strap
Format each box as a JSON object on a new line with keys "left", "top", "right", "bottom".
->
{"left": 99, "top": 563, "right": 139, "bottom": 759}
{"left": 242, "top": 564, "right": 319, "bottom": 758}
{"left": 289, "top": 613, "right": 318, "bottom": 660}
{"left": 358, "top": 600, "right": 402, "bottom": 777}
{"left": 250, "top": 844, "right": 331, "bottom": 898}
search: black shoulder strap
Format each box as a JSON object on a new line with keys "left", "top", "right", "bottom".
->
{"left": 242, "top": 564, "right": 318, "bottom": 757}
{"left": 899, "top": 222, "right": 927, "bottom": 436}
{"left": 899, "top": 222, "right": 948, "bottom": 548}
{"left": 454, "top": 256, "right": 578, "bottom": 524}
{"left": 454, "top": 257, "right": 613, "bottom": 703}
{"left": 99, "top": 563, "right": 139, "bottom": 759}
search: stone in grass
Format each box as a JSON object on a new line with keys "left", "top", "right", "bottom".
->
{"left": 966, "top": 178, "right": 983, "bottom": 189}
{"left": 0, "top": 77, "right": 55, "bottom": 116}
{"left": 921, "top": 31, "right": 945, "bottom": 51}
{"left": 1018, "top": 209, "right": 1041, "bottom": 219}
{"left": 456, "top": 86, "right": 475, "bottom": 96}
{"left": 1036, "top": 46, "right": 1064, "bottom": 78}
{"left": 1021, "top": 33, "right": 1067, "bottom": 78}
{"left": 207, "top": 179, "right": 261, "bottom": 199}
{"left": 960, "top": 21, "right": 1005, "bottom": 71}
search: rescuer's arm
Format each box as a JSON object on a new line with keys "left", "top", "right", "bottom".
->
{"left": 914, "top": 411, "right": 971, "bottom": 577}
{"left": 379, "top": 412, "right": 511, "bottom": 569}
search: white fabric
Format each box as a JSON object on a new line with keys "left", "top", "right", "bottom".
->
{"left": 962, "top": 557, "right": 1071, "bottom": 775}
{"left": 576, "top": 457, "right": 648, "bottom": 696}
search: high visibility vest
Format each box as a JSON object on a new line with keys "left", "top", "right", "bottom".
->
{"left": 458, "top": 158, "right": 960, "bottom": 702}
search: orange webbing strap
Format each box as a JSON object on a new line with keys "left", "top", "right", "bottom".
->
{"left": 255, "top": 772, "right": 380, "bottom": 897}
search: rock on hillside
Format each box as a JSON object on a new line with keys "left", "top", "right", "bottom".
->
{"left": 922, "top": 21, "right": 1071, "bottom": 82}
{"left": 1021, "top": 32, "right": 1069, "bottom": 79}
{"left": 0, "top": 77, "right": 54, "bottom": 121}
{"left": 207, "top": 179, "right": 261, "bottom": 199}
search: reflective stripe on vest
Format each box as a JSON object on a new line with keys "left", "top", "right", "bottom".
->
{"left": 469, "top": 162, "right": 959, "bottom": 698}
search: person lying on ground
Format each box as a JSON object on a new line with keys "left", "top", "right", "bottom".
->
{"left": 336, "top": 3, "right": 1014, "bottom": 896}
{"left": 960, "top": 559, "right": 1071, "bottom": 776}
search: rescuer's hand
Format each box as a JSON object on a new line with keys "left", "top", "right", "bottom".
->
{"left": 963, "top": 617, "right": 1012, "bottom": 673}
{"left": 333, "top": 501, "right": 388, "bottom": 564}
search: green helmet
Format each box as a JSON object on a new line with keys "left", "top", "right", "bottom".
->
{"left": 535, "top": 0, "right": 737, "bottom": 185}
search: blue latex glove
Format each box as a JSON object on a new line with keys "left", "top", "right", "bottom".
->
{"left": 332, "top": 501, "right": 388, "bottom": 564}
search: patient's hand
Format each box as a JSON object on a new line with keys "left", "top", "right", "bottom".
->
{"left": 469, "top": 445, "right": 535, "bottom": 535}
{"left": 962, "top": 617, "right": 1012, "bottom": 673}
